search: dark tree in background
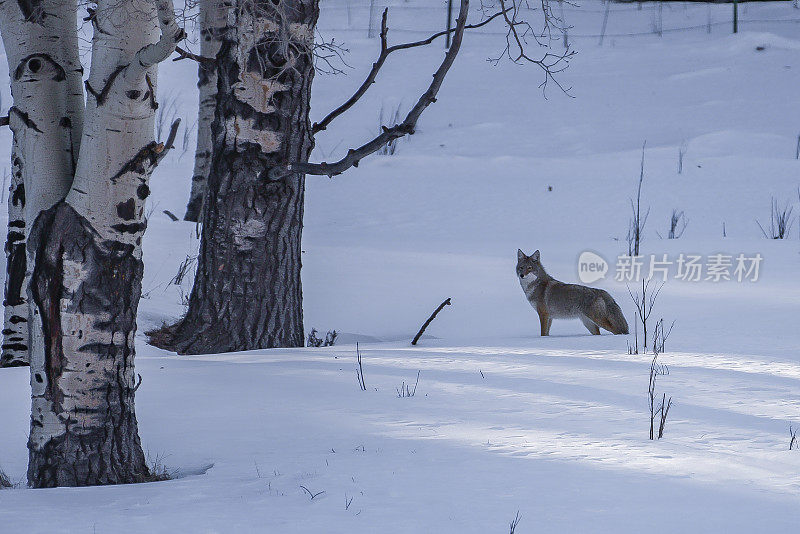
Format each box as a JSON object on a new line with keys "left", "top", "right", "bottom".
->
{"left": 156, "top": 0, "right": 570, "bottom": 354}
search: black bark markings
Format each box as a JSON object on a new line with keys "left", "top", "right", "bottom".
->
{"left": 144, "top": 74, "right": 158, "bottom": 110}
{"left": 6, "top": 231, "right": 24, "bottom": 243}
{"left": 4, "top": 242, "right": 26, "bottom": 306}
{"left": 136, "top": 184, "right": 150, "bottom": 200}
{"left": 16, "top": 0, "right": 44, "bottom": 23}
{"left": 11, "top": 182, "right": 25, "bottom": 207}
{"left": 14, "top": 54, "right": 66, "bottom": 82}
{"left": 116, "top": 199, "right": 136, "bottom": 221}
{"left": 28, "top": 202, "right": 149, "bottom": 487}
{"left": 29, "top": 206, "right": 65, "bottom": 413}
{"left": 110, "top": 142, "right": 160, "bottom": 183}
{"left": 110, "top": 222, "right": 146, "bottom": 234}
{"left": 84, "top": 65, "right": 125, "bottom": 106}
{"left": 110, "top": 119, "right": 180, "bottom": 183}
{"left": 8, "top": 107, "right": 42, "bottom": 134}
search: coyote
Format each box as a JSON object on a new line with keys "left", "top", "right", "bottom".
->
{"left": 516, "top": 249, "right": 629, "bottom": 336}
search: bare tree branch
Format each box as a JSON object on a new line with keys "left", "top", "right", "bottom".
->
{"left": 173, "top": 44, "right": 214, "bottom": 65}
{"left": 412, "top": 298, "right": 452, "bottom": 346}
{"left": 491, "top": 0, "right": 575, "bottom": 94}
{"left": 270, "top": 0, "right": 471, "bottom": 180}
{"left": 311, "top": 6, "right": 511, "bottom": 135}
{"left": 124, "top": 0, "right": 185, "bottom": 83}
{"left": 313, "top": 33, "right": 351, "bottom": 76}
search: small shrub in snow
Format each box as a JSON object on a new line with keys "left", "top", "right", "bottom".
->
{"left": 667, "top": 209, "right": 687, "bottom": 239}
{"left": 648, "top": 354, "right": 672, "bottom": 440}
{"left": 170, "top": 254, "right": 198, "bottom": 286}
{"left": 756, "top": 197, "right": 794, "bottom": 239}
{"left": 656, "top": 210, "right": 687, "bottom": 239}
{"left": 324, "top": 330, "right": 338, "bottom": 346}
{"left": 300, "top": 485, "right": 325, "bottom": 500}
{"left": 156, "top": 90, "right": 180, "bottom": 144}
{"left": 790, "top": 424, "right": 798, "bottom": 450}
{"left": 626, "top": 142, "right": 650, "bottom": 256}
{"left": 378, "top": 103, "right": 403, "bottom": 156}
{"left": 652, "top": 318, "right": 675, "bottom": 356}
{"left": 307, "top": 329, "right": 338, "bottom": 347}
{"left": 627, "top": 277, "right": 663, "bottom": 351}
{"left": 677, "top": 139, "right": 688, "bottom": 173}
{"left": 146, "top": 452, "right": 173, "bottom": 482}
{"left": 356, "top": 343, "right": 367, "bottom": 391}
{"left": 397, "top": 370, "right": 421, "bottom": 398}
{"left": 509, "top": 511, "right": 522, "bottom": 534}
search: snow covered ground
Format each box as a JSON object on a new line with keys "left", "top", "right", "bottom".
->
{"left": 2, "top": 1, "right": 800, "bottom": 532}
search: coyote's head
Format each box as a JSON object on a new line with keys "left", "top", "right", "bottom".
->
{"left": 516, "top": 249, "right": 545, "bottom": 280}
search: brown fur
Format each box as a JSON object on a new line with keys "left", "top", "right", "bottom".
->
{"left": 517, "top": 249, "right": 629, "bottom": 336}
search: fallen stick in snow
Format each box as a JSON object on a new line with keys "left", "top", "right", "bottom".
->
{"left": 412, "top": 297, "right": 451, "bottom": 346}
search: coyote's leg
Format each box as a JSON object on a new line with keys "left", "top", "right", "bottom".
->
{"left": 537, "top": 308, "right": 550, "bottom": 336}
{"left": 581, "top": 315, "right": 601, "bottom": 335}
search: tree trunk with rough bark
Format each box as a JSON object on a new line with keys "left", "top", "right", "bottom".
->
{"left": 26, "top": 0, "right": 181, "bottom": 487}
{"left": 183, "top": 0, "right": 225, "bottom": 222}
{"left": 0, "top": 0, "right": 84, "bottom": 367}
{"left": 161, "top": 0, "right": 317, "bottom": 354}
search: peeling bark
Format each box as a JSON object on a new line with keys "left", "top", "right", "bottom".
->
{"left": 0, "top": 0, "right": 84, "bottom": 367}
{"left": 161, "top": 0, "right": 318, "bottom": 354}
{"left": 184, "top": 0, "right": 225, "bottom": 222}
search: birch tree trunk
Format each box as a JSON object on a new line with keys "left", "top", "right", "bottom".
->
{"left": 1, "top": 141, "right": 27, "bottom": 367}
{"left": 0, "top": 0, "right": 84, "bottom": 367}
{"left": 164, "top": 0, "right": 317, "bottom": 354}
{"left": 26, "top": 0, "right": 181, "bottom": 487}
{"left": 183, "top": 0, "right": 225, "bottom": 222}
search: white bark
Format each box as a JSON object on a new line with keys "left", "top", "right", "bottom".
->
{"left": 183, "top": 0, "right": 225, "bottom": 221}
{"left": 0, "top": 0, "right": 83, "bottom": 367}
{"left": 65, "top": 0, "right": 180, "bottom": 247}
{"left": 27, "top": 0, "right": 181, "bottom": 487}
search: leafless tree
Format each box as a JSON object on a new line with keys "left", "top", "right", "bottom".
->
{"left": 155, "top": 0, "right": 573, "bottom": 355}
{"left": 1, "top": 0, "right": 183, "bottom": 486}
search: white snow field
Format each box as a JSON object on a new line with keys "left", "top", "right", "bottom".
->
{"left": 2, "top": 1, "right": 800, "bottom": 532}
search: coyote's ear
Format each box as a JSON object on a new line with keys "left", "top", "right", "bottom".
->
{"left": 517, "top": 249, "right": 526, "bottom": 261}
{"left": 532, "top": 250, "right": 540, "bottom": 262}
